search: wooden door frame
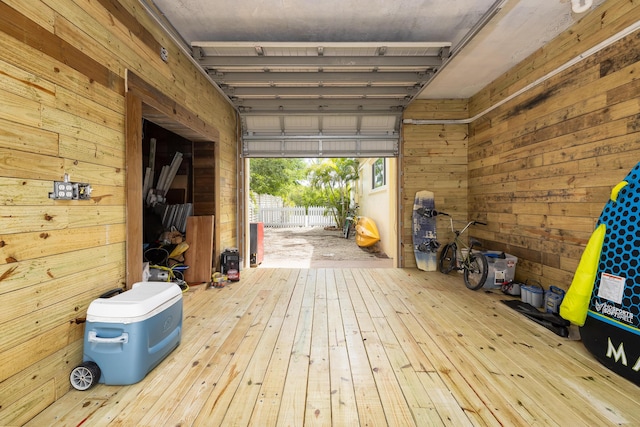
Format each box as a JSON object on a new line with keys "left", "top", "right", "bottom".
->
{"left": 125, "top": 70, "right": 220, "bottom": 287}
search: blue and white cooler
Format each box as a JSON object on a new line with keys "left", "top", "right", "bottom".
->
{"left": 70, "top": 282, "right": 183, "bottom": 390}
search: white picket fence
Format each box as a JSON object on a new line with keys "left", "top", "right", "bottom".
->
{"left": 250, "top": 194, "right": 337, "bottom": 228}
{"left": 258, "top": 206, "right": 337, "bottom": 228}
{"left": 308, "top": 206, "right": 336, "bottom": 227}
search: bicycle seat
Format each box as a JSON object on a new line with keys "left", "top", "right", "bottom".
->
{"left": 469, "top": 238, "right": 482, "bottom": 248}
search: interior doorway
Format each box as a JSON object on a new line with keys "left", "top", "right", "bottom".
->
{"left": 125, "top": 71, "right": 221, "bottom": 287}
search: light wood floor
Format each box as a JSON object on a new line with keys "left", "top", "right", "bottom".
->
{"left": 28, "top": 268, "right": 640, "bottom": 426}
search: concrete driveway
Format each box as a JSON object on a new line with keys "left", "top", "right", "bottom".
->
{"left": 257, "top": 227, "right": 394, "bottom": 268}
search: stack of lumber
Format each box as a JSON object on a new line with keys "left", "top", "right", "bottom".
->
{"left": 143, "top": 144, "right": 183, "bottom": 207}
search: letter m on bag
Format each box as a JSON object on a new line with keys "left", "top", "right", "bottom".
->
{"left": 606, "top": 337, "right": 628, "bottom": 366}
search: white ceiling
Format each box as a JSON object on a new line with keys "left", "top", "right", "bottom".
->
{"left": 141, "top": 0, "right": 605, "bottom": 156}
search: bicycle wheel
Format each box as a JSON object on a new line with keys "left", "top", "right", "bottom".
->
{"left": 438, "top": 243, "right": 456, "bottom": 274}
{"left": 343, "top": 218, "right": 351, "bottom": 239}
{"left": 463, "top": 252, "right": 489, "bottom": 290}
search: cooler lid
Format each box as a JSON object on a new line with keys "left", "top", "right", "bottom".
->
{"left": 87, "top": 282, "right": 182, "bottom": 321}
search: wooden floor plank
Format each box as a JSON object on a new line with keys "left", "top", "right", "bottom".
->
{"left": 191, "top": 280, "right": 286, "bottom": 426}
{"left": 336, "top": 269, "right": 388, "bottom": 427}
{"left": 364, "top": 272, "right": 441, "bottom": 424}
{"left": 395, "top": 274, "right": 554, "bottom": 425}
{"left": 325, "top": 269, "right": 360, "bottom": 426}
{"left": 367, "top": 270, "right": 471, "bottom": 426}
{"left": 305, "top": 268, "right": 332, "bottom": 426}
{"left": 25, "top": 267, "right": 640, "bottom": 427}
{"left": 139, "top": 273, "right": 271, "bottom": 426}
{"left": 168, "top": 283, "right": 278, "bottom": 424}
{"left": 248, "top": 269, "right": 309, "bottom": 427}
{"left": 349, "top": 269, "right": 417, "bottom": 427}
{"left": 368, "top": 270, "right": 475, "bottom": 427}
{"left": 219, "top": 269, "right": 299, "bottom": 426}
{"left": 394, "top": 270, "right": 640, "bottom": 425}
{"left": 395, "top": 272, "right": 564, "bottom": 425}
{"left": 276, "top": 269, "right": 317, "bottom": 427}
{"left": 380, "top": 270, "right": 537, "bottom": 426}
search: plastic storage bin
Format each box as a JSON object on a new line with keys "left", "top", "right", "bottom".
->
{"left": 544, "top": 286, "right": 566, "bottom": 314}
{"left": 521, "top": 284, "right": 544, "bottom": 308}
{"left": 482, "top": 251, "right": 518, "bottom": 288}
{"left": 71, "top": 282, "right": 183, "bottom": 389}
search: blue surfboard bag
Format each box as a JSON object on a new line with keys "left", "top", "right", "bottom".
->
{"left": 580, "top": 162, "right": 640, "bottom": 386}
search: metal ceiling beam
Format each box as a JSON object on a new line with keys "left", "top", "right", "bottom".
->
{"left": 226, "top": 86, "right": 418, "bottom": 97}
{"left": 208, "top": 71, "right": 433, "bottom": 84}
{"left": 243, "top": 134, "right": 398, "bottom": 141}
{"left": 197, "top": 55, "right": 443, "bottom": 68}
{"left": 235, "top": 98, "right": 407, "bottom": 111}
{"left": 242, "top": 150, "right": 398, "bottom": 158}
{"left": 240, "top": 109, "right": 403, "bottom": 117}
{"left": 193, "top": 41, "right": 451, "bottom": 49}
{"left": 242, "top": 140, "right": 399, "bottom": 158}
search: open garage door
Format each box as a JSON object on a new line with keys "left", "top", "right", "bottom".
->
{"left": 242, "top": 113, "right": 400, "bottom": 158}
{"left": 191, "top": 42, "right": 450, "bottom": 157}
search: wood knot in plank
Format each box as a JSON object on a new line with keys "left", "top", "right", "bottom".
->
{"left": 0, "top": 266, "right": 18, "bottom": 281}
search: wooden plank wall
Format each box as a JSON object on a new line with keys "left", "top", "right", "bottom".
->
{"left": 0, "top": 0, "right": 237, "bottom": 425}
{"left": 467, "top": 0, "right": 640, "bottom": 288}
{"left": 400, "top": 100, "right": 469, "bottom": 268}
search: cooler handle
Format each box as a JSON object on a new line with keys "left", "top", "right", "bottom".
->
{"left": 87, "top": 331, "right": 129, "bottom": 344}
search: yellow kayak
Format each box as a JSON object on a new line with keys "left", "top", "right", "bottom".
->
{"left": 355, "top": 216, "right": 380, "bottom": 247}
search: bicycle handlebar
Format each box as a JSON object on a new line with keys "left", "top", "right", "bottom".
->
{"left": 417, "top": 208, "right": 487, "bottom": 230}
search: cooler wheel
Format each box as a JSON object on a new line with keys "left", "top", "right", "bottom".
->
{"left": 70, "top": 361, "right": 101, "bottom": 391}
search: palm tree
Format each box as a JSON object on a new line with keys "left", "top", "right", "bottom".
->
{"left": 307, "top": 158, "right": 359, "bottom": 228}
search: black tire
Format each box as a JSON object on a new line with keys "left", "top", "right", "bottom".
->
{"left": 438, "top": 243, "right": 456, "bottom": 274}
{"left": 70, "top": 361, "right": 101, "bottom": 391}
{"left": 343, "top": 219, "right": 351, "bottom": 239}
{"left": 463, "top": 252, "right": 489, "bottom": 290}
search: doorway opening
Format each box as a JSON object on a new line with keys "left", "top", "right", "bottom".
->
{"left": 245, "top": 157, "right": 398, "bottom": 269}
{"left": 126, "top": 71, "right": 220, "bottom": 287}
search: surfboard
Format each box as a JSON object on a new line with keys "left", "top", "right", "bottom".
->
{"left": 412, "top": 190, "right": 438, "bottom": 271}
{"left": 570, "top": 161, "right": 640, "bottom": 386}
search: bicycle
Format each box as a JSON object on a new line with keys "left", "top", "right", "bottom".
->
{"left": 436, "top": 211, "right": 489, "bottom": 290}
{"left": 342, "top": 205, "right": 359, "bottom": 239}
